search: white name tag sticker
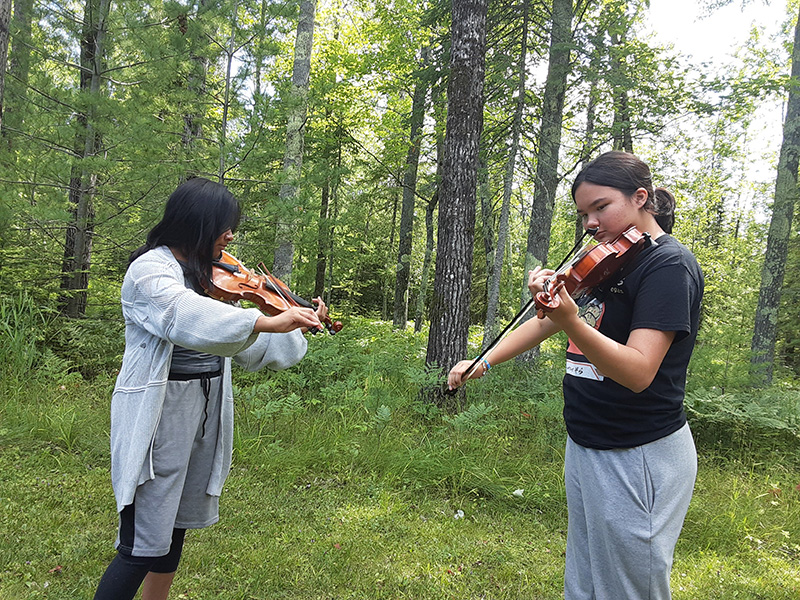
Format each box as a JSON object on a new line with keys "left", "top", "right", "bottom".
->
{"left": 566, "top": 359, "right": 605, "bottom": 381}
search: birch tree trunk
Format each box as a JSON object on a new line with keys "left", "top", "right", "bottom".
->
{"left": 750, "top": 4, "right": 800, "bottom": 385}
{"left": 58, "top": 0, "right": 110, "bottom": 317}
{"left": 273, "top": 0, "right": 316, "bottom": 283}
{"left": 482, "top": 0, "right": 529, "bottom": 350}
{"left": 392, "top": 48, "right": 430, "bottom": 329}
{"left": 517, "top": 0, "right": 573, "bottom": 362}
{"left": 425, "top": 0, "right": 488, "bottom": 406}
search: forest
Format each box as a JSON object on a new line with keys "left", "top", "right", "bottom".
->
{"left": 0, "top": 0, "right": 798, "bottom": 387}
{"left": 1, "top": 0, "right": 800, "bottom": 597}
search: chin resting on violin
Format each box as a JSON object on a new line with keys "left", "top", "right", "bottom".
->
{"left": 94, "top": 177, "right": 330, "bottom": 600}
{"left": 448, "top": 151, "right": 704, "bottom": 600}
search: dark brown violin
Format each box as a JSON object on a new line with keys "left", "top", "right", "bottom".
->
{"left": 534, "top": 226, "right": 650, "bottom": 316}
{"left": 206, "top": 251, "right": 343, "bottom": 335}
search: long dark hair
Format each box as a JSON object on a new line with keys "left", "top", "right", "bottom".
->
{"left": 129, "top": 177, "right": 241, "bottom": 285}
{"left": 571, "top": 151, "right": 675, "bottom": 234}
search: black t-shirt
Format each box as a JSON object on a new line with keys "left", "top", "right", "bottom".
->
{"left": 562, "top": 234, "right": 704, "bottom": 450}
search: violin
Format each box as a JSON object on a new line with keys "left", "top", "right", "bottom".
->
{"left": 445, "top": 226, "right": 650, "bottom": 394}
{"left": 206, "top": 250, "right": 343, "bottom": 335}
{"left": 534, "top": 226, "right": 650, "bottom": 316}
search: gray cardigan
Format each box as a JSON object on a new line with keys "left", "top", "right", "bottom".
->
{"left": 110, "top": 246, "right": 307, "bottom": 511}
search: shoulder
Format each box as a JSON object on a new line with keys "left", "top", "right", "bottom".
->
{"left": 641, "top": 235, "right": 702, "bottom": 276}
{"left": 631, "top": 235, "right": 704, "bottom": 302}
{"left": 126, "top": 246, "right": 182, "bottom": 281}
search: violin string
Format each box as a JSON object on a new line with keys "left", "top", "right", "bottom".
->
{"left": 256, "top": 263, "right": 293, "bottom": 310}
{"left": 256, "top": 263, "right": 323, "bottom": 333}
{"left": 543, "top": 228, "right": 597, "bottom": 298}
{"left": 552, "top": 227, "right": 598, "bottom": 273}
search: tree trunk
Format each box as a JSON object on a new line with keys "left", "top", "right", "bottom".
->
{"left": 2, "top": 0, "right": 32, "bottom": 146}
{"left": 314, "top": 176, "right": 330, "bottom": 299}
{"left": 315, "top": 124, "right": 343, "bottom": 302}
{"left": 218, "top": 0, "right": 239, "bottom": 181}
{"left": 58, "top": 0, "right": 110, "bottom": 317}
{"left": 478, "top": 152, "right": 493, "bottom": 293}
{"left": 483, "top": 0, "right": 529, "bottom": 350}
{"left": 610, "top": 31, "right": 633, "bottom": 154}
{"left": 517, "top": 0, "right": 573, "bottom": 362}
{"left": 0, "top": 0, "right": 12, "bottom": 129}
{"left": 273, "top": 0, "right": 316, "bottom": 283}
{"left": 415, "top": 81, "right": 446, "bottom": 334}
{"left": 424, "top": 0, "right": 488, "bottom": 406}
{"left": 393, "top": 47, "right": 430, "bottom": 329}
{"left": 414, "top": 191, "right": 438, "bottom": 333}
{"left": 384, "top": 187, "right": 400, "bottom": 320}
{"left": 180, "top": 0, "right": 211, "bottom": 162}
{"left": 750, "top": 4, "right": 800, "bottom": 385}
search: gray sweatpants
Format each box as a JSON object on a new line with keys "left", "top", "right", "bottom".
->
{"left": 564, "top": 423, "right": 696, "bottom": 600}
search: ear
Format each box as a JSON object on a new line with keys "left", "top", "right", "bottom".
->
{"left": 632, "top": 188, "right": 648, "bottom": 209}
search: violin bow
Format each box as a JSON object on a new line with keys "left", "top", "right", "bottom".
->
{"left": 450, "top": 228, "right": 598, "bottom": 389}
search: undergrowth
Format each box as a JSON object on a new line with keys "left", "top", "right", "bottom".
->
{"left": 1, "top": 306, "right": 799, "bottom": 598}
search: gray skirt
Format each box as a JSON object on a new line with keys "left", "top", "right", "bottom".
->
{"left": 116, "top": 373, "right": 223, "bottom": 557}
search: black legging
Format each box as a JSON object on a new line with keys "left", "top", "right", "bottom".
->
{"left": 93, "top": 528, "right": 185, "bottom": 600}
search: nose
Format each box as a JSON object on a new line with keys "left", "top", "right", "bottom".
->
{"left": 223, "top": 229, "right": 234, "bottom": 241}
{"left": 584, "top": 214, "right": 599, "bottom": 230}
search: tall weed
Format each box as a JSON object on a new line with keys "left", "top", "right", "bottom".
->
{"left": 0, "top": 293, "right": 72, "bottom": 384}
{"left": 231, "top": 317, "right": 569, "bottom": 503}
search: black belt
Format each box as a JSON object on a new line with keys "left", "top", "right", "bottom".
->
{"left": 167, "top": 368, "right": 223, "bottom": 381}
{"left": 167, "top": 368, "right": 223, "bottom": 436}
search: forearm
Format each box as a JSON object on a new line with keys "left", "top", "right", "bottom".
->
{"left": 484, "top": 315, "right": 561, "bottom": 367}
{"left": 560, "top": 316, "right": 672, "bottom": 392}
{"left": 253, "top": 307, "right": 321, "bottom": 334}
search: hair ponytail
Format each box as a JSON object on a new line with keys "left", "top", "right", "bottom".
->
{"left": 653, "top": 187, "right": 675, "bottom": 234}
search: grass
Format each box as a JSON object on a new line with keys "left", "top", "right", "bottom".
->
{"left": 1, "top": 316, "right": 800, "bottom": 598}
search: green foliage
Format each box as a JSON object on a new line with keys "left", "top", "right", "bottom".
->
{"left": 686, "top": 387, "right": 800, "bottom": 455}
{"left": 442, "top": 402, "right": 497, "bottom": 432}
{"left": 0, "top": 293, "right": 72, "bottom": 384}
{"left": 48, "top": 316, "right": 124, "bottom": 380}
{"left": 2, "top": 317, "right": 800, "bottom": 599}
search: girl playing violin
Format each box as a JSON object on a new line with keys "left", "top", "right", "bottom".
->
{"left": 94, "top": 177, "right": 326, "bottom": 600}
{"left": 448, "top": 151, "right": 704, "bottom": 600}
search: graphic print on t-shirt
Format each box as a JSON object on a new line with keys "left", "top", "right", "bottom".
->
{"left": 566, "top": 297, "right": 605, "bottom": 381}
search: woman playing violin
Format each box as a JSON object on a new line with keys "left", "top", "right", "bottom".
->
{"left": 94, "top": 177, "right": 326, "bottom": 600}
{"left": 449, "top": 151, "right": 704, "bottom": 600}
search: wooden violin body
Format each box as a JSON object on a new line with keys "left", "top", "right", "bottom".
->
{"left": 535, "top": 226, "right": 650, "bottom": 313}
{"left": 206, "top": 251, "right": 342, "bottom": 335}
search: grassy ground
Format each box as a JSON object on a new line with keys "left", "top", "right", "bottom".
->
{"left": 1, "top": 319, "right": 799, "bottom": 599}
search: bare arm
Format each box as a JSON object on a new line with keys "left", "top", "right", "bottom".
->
{"left": 447, "top": 310, "right": 562, "bottom": 390}
{"left": 545, "top": 287, "right": 675, "bottom": 393}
